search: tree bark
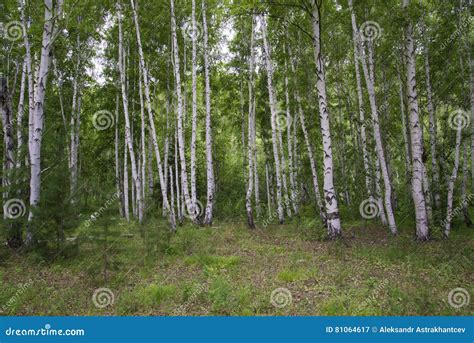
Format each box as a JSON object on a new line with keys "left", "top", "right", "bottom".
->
{"left": 444, "top": 125, "right": 462, "bottom": 237}
{"left": 170, "top": 0, "right": 195, "bottom": 221}
{"left": 27, "top": 0, "right": 63, "bottom": 244}
{"left": 117, "top": 1, "right": 143, "bottom": 224}
{"left": 245, "top": 13, "right": 256, "bottom": 228}
{"left": 349, "top": 0, "right": 397, "bottom": 234}
{"left": 202, "top": 0, "right": 215, "bottom": 225}
{"left": 261, "top": 15, "right": 284, "bottom": 224}
{"left": 310, "top": 0, "right": 341, "bottom": 237}
{"left": 288, "top": 43, "right": 324, "bottom": 221}
{"left": 130, "top": 0, "right": 174, "bottom": 227}
{"left": 190, "top": 0, "right": 198, "bottom": 211}
{"left": 403, "top": 0, "right": 429, "bottom": 239}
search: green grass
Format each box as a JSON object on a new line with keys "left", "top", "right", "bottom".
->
{"left": 0, "top": 218, "right": 472, "bottom": 316}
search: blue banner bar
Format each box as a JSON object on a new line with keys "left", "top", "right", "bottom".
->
{"left": 0, "top": 316, "right": 472, "bottom": 342}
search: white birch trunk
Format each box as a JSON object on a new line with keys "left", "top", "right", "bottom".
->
{"left": 117, "top": 2, "right": 143, "bottom": 224}
{"left": 310, "top": 1, "right": 341, "bottom": 236}
{"left": 138, "top": 64, "right": 146, "bottom": 202}
{"left": 396, "top": 64, "right": 412, "bottom": 181}
{"left": 288, "top": 43, "right": 324, "bottom": 221}
{"left": 16, "top": 59, "right": 26, "bottom": 169}
{"left": 349, "top": 0, "right": 397, "bottom": 234}
{"left": 130, "top": 0, "right": 174, "bottom": 227}
{"left": 170, "top": 0, "right": 195, "bottom": 221}
{"left": 175, "top": 130, "right": 182, "bottom": 223}
{"left": 115, "top": 94, "right": 124, "bottom": 217}
{"left": 202, "top": 0, "right": 215, "bottom": 225}
{"left": 261, "top": 15, "right": 284, "bottom": 224}
{"left": 124, "top": 138, "right": 130, "bottom": 221}
{"left": 444, "top": 125, "right": 462, "bottom": 237}
{"left": 27, "top": 0, "right": 61, "bottom": 244}
{"left": 403, "top": 0, "right": 429, "bottom": 239}
{"left": 245, "top": 14, "right": 256, "bottom": 228}
{"left": 190, "top": 0, "right": 198, "bottom": 210}
{"left": 265, "top": 162, "right": 272, "bottom": 218}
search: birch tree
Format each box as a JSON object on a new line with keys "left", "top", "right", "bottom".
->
{"left": 349, "top": 0, "right": 397, "bottom": 234}
{"left": 190, "top": 0, "right": 198, "bottom": 210}
{"left": 245, "top": 13, "right": 256, "bottom": 228}
{"left": 309, "top": 0, "right": 341, "bottom": 237}
{"left": 444, "top": 122, "right": 462, "bottom": 237}
{"left": 403, "top": 0, "right": 429, "bottom": 239}
{"left": 130, "top": 0, "right": 175, "bottom": 228}
{"left": 117, "top": 1, "right": 144, "bottom": 224}
{"left": 170, "top": 0, "right": 196, "bottom": 221}
{"left": 202, "top": 0, "right": 215, "bottom": 225}
{"left": 261, "top": 15, "right": 284, "bottom": 224}
{"left": 27, "top": 0, "right": 64, "bottom": 244}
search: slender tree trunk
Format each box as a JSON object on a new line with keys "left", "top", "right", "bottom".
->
{"left": 117, "top": 1, "right": 143, "bottom": 224}
{"left": 261, "top": 15, "right": 284, "bottom": 224}
{"left": 27, "top": 0, "right": 62, "bottom": 244}
{"left": 170, "top": 0, "right": 195, "bottom": 221}
{"left": 396, "top": 64, "right": 412, "bottom": 182}
{"left": 124, "top": 139, "right": 130, "bottom": 221}
{"left": 288, "top": 43, "right": 324, "bottom": 221}
{"left": 403, "top": 0, "right": 429, "bottom": 239}
{"left": 310, "top": 1, "right": 341, "bottom": 237}
{"left": 349, "top": 0, "right": 397, "bottom": 234}
{"left": 115, "top": 94, "right": 124, "bottom": 217}
{"left": 374, "top": 150, "right": 388, "bottom": 225}
{"left": 245, "top": 14, "right": 256, "bottom": 228}
{"left": 138, "top": 64, "right": 146, "bottom": 202}
{"left": 174, "top": 130, "right": 182, "bottom": 223}
{"left": 265, "top": 162, "right": 272, "bottom": 218}
{"left": 169, "top": 166, "right": 176, "bottom": 230}
{"left": 276, "top": 100, "right": 292, "bottom": 218}
{"left": 16, "top": 59, "right": 26, "bottom": 169}
{"left": 444, "top": 126, "right": 462, "bottom": 237}
{"left": 190, "top": 0, "right": 198, "bottom": 210}
{"left": 147, "top": 133, "right": 154, "bottom": 196}
{"left": 202, "top": 0, "right": 215, "bottom": 225}
{"left": 130, "top": 0, "right": 174, "bottom": 227}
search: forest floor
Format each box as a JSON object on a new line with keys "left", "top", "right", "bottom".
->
{"left": 0, "top": 218, "right": 473, "bottom": 316}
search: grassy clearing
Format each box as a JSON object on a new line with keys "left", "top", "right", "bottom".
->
{"left": 0, "top": 218, "right": 473, "bottom": 316}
